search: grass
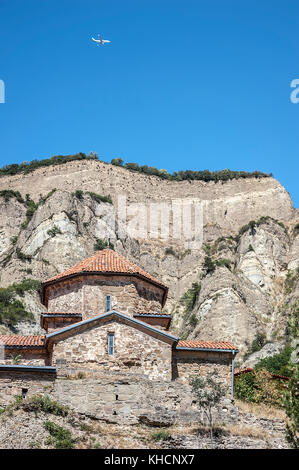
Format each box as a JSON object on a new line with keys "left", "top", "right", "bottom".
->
{"left": 234, "top": 399, "right": 286, "bottom": 420}
{"left": 151, "top": 430, "right": 171, "bottom": 441}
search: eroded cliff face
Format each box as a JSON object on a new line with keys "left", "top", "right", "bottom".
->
{"left": 0, "top": 160, "right": 297, "bottom": 361}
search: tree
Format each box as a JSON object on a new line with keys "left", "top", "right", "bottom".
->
{"left": 190, "top": 368, "right": 226, "bottom": 444}
{"left": 283, "top": 365, "right": 299, "bottom": 448}
{"left": 111, "top": 158, "right": 124, "bottom": 167}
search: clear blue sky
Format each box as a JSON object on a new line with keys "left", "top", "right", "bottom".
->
{"left": 0, "top": 0, "right": 298, "bottom": 206}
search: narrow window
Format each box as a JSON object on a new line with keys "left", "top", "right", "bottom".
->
{"left": 106, "top": 294, "right": 111, "bottom": 312}
{"left": 21, "top": 388, "right": 28, "bottom": 399}
{"left": 108, "top": 332, "right": 114, "bottom": 355}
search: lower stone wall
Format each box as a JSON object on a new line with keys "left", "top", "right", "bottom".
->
{"left": 172, "top": 350, "right": 233, "bottom": 394}
{"left": 0, "top": 370, "right": 56, "bottom": 406}
{"left": 50, "top": 371, "right": 239, "bottom": 426}
{"left": 0, "top": 368, "right": 238, "bottom": 427}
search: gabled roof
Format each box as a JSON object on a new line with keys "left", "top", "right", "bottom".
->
{"left": 41, "top": 249, "right": 168, "bottom": 305}
{"left": 0, "top": 335, "right": 46, "bottom": 348}
{"left": 46, "top": 310, "right": 179, "bottom": 345}
{"left": 176, "top": 340, "right": 238, "bottom": 352}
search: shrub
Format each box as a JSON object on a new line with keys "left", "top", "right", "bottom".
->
{"left": 180, "top": 283, "right": 201, "bottom": 314}
{"left": 203, "top": 257, "right": 215, "bottom": 274}
{"left": 282, "top": 366, "right": 299, "bottom": 448}
{"left": 243, "top": 332, "right": 267, "bottom": 360}
{"left": 0, "top": 153, "right": 98, "bottom": 177}
{"left": 0, "top": 190, "right": 24, "bottom": 203}
{"left": 94, "top": 239, "right": 114, "bottom": 251}
{"left": 189, "top": 314, "right": 198, "bottom": 328}
{"left": 255, "top": 346, "right": 293, "bottom": 377}
{"left": 25, "top": 395, "right": 69, "bottom": 416}
{"left": 0, "top": 296, "right": 33, "bottom": 327}
{"left": 11, "top": 278, "right": 40, "bottom": 295}
{"left": 111, "top": 158, "right": 124, "bottom": 166}
{"left": 0, "top": 279, "right": 39, "bottom": 327}
{"left": 285, "top": 269, "right": 299, "bottom": 294}
{"left": 165, "top": 247, "right": 178, "bottom": 258}
{"left": 20, "top": 195, "right": 38, "bottom": 228}
{"left": 234, "top": 368, "right": 286, "bottom": 407}
{"left": 44, "top": 421, "right": 75, "bottom": 449}
{"left": 73, "top": 189, "right": 84, "bottom": 200}
{"left": 47, "top": 226, "right": 62, "bottom": 238}
{"left": 10, "top": 236, "right": 18, "bottom": 245}
{"left": 287, "top": 301, "right": 299, "bottom": 340}
{"left": 38, "top": 188, "right": 56, "bottom": 204}
{"left": 87, "top": 191, "right": 112, "bottom": 204}
{"left": 216, "top": 259, "right": 231, "bottom": 270}
{"left": 16, "top": 249, "right": 32, "bottom": 262}
{"left": 234, "top": 370, "right": 256, "bottom": 402}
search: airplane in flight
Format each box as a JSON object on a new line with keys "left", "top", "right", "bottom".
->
{"left": 92, "top": 34, "right": 111, "bottom": 45}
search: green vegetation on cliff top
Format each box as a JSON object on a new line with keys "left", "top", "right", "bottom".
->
{"left": 0, "top": 152, "right": 271, "bottom": 182}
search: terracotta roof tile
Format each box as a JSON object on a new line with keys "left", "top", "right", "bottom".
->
{"left": 177, "top": 340, "right": 238, "bottom": 350}
{"left": 0, "top": 335, "right": 46, "bottom": 348}
{"left": 42, "top": 312, "right": 82, "bottom": 316}
{"left": 43, "top": 249, "right": 167, "bottom": 291}
{"left": 133, "top": 312, "right": 172, "bottom": 317}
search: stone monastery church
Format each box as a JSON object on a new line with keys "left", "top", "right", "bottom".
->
{"left": 0, "top": 249, "right": 238, "bottom": 400}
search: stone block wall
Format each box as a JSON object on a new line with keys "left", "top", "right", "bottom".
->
{"left": 0, "top": 349, "right": 49, "bottom": 367}
{"left": 47, "top": 275, "right": 164, "bottom": 318}
{"left": 51, "top": 371, "right": 239, "bottom": 426}
{"left": 0, "top": 370, "right": 56, "bottom": 406}
{"left": 172, "top": 350, "right": 233, "bottom": 394}
{"left": 51, "top": 317, "right": 173, "bottom": 381}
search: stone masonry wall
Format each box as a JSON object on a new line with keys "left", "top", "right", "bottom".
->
{"left": 0, "top": 349, "right": 49, "bottom": 367}
{"left": 51, "top": 371, "right": 239, "bottom": 426}
{"left": 0, "top": 370, "right": 239, "bottom": 427}
{"left": 0, "top": 370, "right": 55, "bottom": 406}
{"left": 47, "top": 275, "right": 163, "bottom": 318}
{"left": 51, "top": 318, "right": 173, "bottom": 381}
{"left": 172, "top": 350, "right": 233, "bottom": 392}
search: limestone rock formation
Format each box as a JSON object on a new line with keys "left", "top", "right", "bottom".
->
{"left": 0, "top": 159, "right": 297, "bottom": 364}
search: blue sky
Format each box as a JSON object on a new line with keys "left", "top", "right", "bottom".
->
{"left": 0, "top": 0, "right": 298, "bottom": 206}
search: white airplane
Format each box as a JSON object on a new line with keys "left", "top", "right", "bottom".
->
{"left": 92, "top": 34, "right": 111, "bottom": 45}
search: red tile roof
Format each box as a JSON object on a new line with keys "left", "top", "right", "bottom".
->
{"left": 42, "top": 249, "right": 168, "bottom": 292}
{"left": 177, "top": 340, "right": 238, "bottom": 351}
{"left": 42, "top": 312, "right": 82, "bottom": 316}
{"left": 0, "top": 335, "right": 46, "bottom": 348}
{"left": 133, "top": 312, "right": 172, "bottom": 317}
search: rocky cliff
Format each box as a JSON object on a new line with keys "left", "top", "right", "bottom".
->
{"left": 0, "top": 159, "right": 298, "bottom": 361}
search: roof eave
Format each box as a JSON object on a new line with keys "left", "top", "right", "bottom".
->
{"left": 46, "top": 310, "right": 179, "bottom": 344}
{"left": 176, "top": 347, "right": 239, "bottom": 353}
{"left": 41, "top": 271, "right": 168, "bottom": 306}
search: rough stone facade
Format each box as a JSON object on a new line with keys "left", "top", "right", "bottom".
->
{"left": 0, "top": 349, "right": 49, "bottom": 367}
{"left": 46, "top": 275, "right": 164, "bottom": 318}
{"left": 0, "top": 369, "right": 55, "bottom": 406}
{"left": 172, "top": 350, "right": 233, "bottom": 388}
{"left": 51, "top": 317, "right": 173, "bottom": 381}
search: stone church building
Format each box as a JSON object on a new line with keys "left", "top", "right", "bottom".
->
{"left": 0, "top": 249, "right": 238, "bottom": 401}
